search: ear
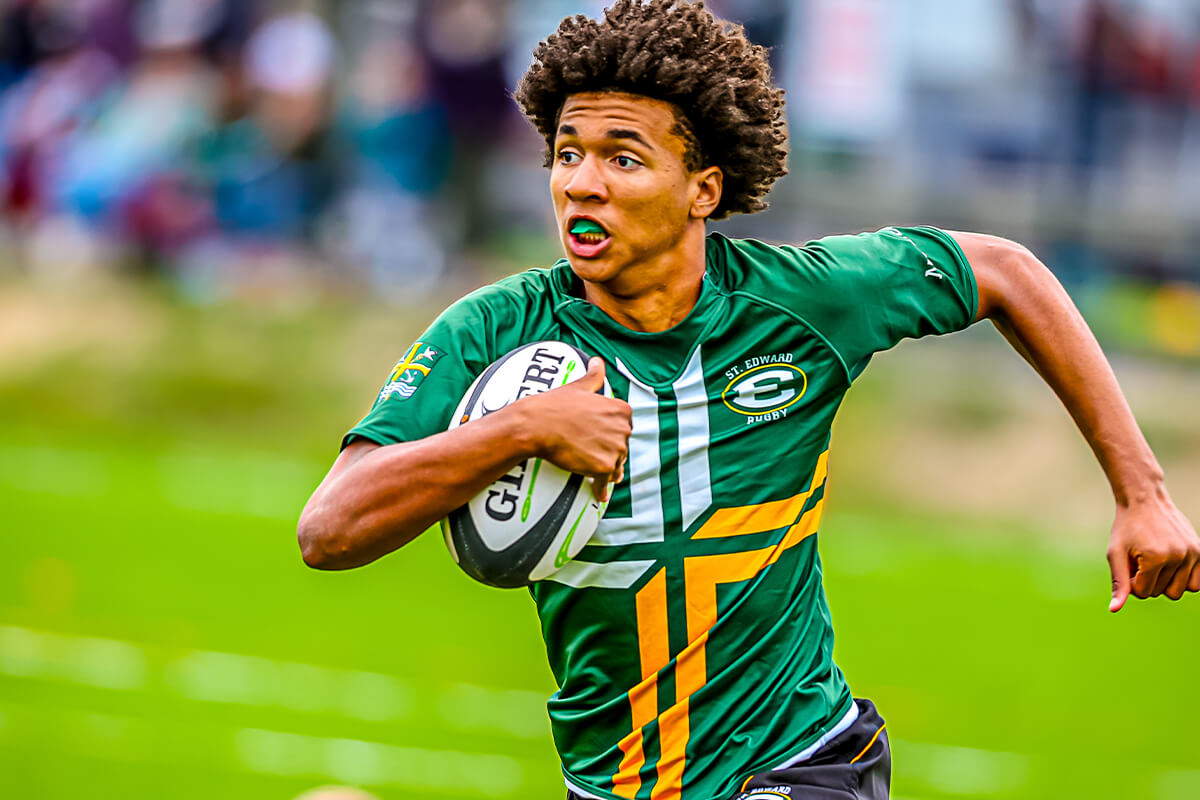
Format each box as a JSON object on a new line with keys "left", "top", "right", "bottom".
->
{"left": 689, "top": 166, "right": 723, "bottom": 220}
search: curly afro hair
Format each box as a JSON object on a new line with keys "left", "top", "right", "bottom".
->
{"left": 514, "top": 0, "right": 787, "bottom": 220}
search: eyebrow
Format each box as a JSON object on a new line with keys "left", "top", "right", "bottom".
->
{"left": 556, "top": 124, "right": 654, "bottom": 151}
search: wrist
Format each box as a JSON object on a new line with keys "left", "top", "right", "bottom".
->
{"left": 1113, "top": 469, "right": 1168, "bottom": 509}
{"left": 496, "top": 397, "right": 545, "bottom": 461}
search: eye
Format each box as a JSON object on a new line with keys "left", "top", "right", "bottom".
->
{"left": 557, "top": 150, "right": 581, "bottom": 165}
{"left": 614, "top": 155, "right": 641, "bottom": 169}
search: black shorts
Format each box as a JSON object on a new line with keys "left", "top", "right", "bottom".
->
{"left": 566, "top": 698, "right": 890, "bottom": 800}
{"left": 731, "top": 698, "right": 890, "bottom": 800}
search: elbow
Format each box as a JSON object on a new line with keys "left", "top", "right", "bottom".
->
{"left": 959, "top": 232, "right": 1048, "bottom": 322}
{"left": 297, "top": 506, "right": 347, "bottom": 570}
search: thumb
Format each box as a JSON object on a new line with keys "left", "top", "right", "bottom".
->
{"left": 1108, "top": 547, "right": 1132, "bottom": 613}
{"left": 576, "top": 356, "right": 606, "bottom": 391}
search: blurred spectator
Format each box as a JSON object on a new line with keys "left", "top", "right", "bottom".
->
{"left": 46, "top": 0, "right": 223, "bottom": 268}
{"left": 0, "top": 9, "right": 118, "bottom": 224}
{"left": 0, "top": 0, "right": 41, "bottom": 89}
{"left": 419, "top": 0, "right": 519, "bottom": 248}
{"left": 206, "top": 8, "right": 336, "bottom": 238}
{"left": 0, "top": 0, "right": 1195, "bottom": 312}
{"left": 1182, "top": 19, "right": 1200, "bottom": 222}
{"left": 1070, "top": 0, "right": 1143, "bottom": 177}
{"left": 327, "top": 26, "right": 451, "bottom": 300}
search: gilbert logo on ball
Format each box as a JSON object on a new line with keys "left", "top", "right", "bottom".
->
{"left": 441, "top": 341, "right": 613, "bottom": 587}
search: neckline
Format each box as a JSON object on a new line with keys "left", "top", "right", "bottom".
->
{"left": 547, "top": 239, "right": 727, "bottom": 387}
{"left": 549, "top": 237, "right": 725, "bottom": 341}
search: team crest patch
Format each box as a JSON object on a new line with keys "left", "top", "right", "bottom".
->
{"left": 379, "top": 341, "right": 443, "bottom": 402}
{"left": 722, "top": 353, "right": 807, "bottom": 425}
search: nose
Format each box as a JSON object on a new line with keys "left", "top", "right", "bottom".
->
{"left": 562, "top": 155, "right": 609, "bottom": 203}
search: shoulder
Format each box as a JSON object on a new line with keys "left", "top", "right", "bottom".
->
{"left": 430, "top": 264, "right": 565, "bottom": 335}
{"left": 708, "top": 226, "right": 970, "bottom": 300}
{"left": 704, "top": 230, "right": 855, "bottom": 310}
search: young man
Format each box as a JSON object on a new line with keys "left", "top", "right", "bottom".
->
{"left": 298, "top": 2, "right": 1200, "bottom": 798}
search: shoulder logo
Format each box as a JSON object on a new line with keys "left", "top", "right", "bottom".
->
{"left": 722, "top": 353, "right": 806, "bottom": 424}
{"left": 379, "top": 341, "right": 444, "bottom": 402}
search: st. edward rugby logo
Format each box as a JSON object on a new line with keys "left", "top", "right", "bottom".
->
{"left": 379, "top": 341, "right": 443, "bottom": 402}
{"left": 722, "top": 353, "right": 806, "bottom": 424}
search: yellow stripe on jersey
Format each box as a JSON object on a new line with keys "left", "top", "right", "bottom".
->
{"left": 613, "top": 567, "right": 669, "bottom": 798}
{"left": 652, "top": 700, "right": 690, "bottom": 800}
{"left": 617, "top": 496, "right": 828, "bottom": 799}
{"left": 690, "top": 450, "right": 828, "bottom": 539}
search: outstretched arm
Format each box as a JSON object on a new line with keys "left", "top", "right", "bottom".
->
{"left": 952, "top": 232, "right": 1200, "bottom": 611}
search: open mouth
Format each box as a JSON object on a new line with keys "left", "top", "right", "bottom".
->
{"left": 569, "top": 217, "right": 609, "bottom": 245}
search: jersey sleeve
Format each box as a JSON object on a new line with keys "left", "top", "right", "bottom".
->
{"left": 341, "top": 296, "right": 493, "bottom": 449}
{"left": 787, "top": 226, "right": 978, "bottom": 378}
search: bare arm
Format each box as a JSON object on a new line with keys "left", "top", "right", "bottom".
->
{"left": 953, "top": 231, "right": 1200, "bottom": 611}
{"left": 298, "top": 358, "right": 631, "bottom": 570}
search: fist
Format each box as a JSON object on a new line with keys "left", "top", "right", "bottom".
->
{"left": 515, "top": 357, "right": 632, "bottom": 499}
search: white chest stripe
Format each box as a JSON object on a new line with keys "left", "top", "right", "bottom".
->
{"left": 546, "top": 351, "right": 714, "bottom": 589}
{"left": 590, "top": 361, "right": 663, "bottom": 547}
{"left": 674, "top": 346, "right": 712, "bottom": 532}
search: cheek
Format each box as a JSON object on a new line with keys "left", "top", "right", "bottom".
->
{"left": 636, "top": 181, "right": 692, "bottom": 227}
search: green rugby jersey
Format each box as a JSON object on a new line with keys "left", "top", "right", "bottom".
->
{"left": 344, "top": 227, "right": 977, "bottom": 800}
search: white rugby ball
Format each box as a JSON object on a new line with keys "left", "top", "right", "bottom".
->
{"left": 440, "top": 341, "right": 612, "bottom": 588}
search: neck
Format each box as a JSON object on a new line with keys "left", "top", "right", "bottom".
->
{"left": 582, "top": 226, "right": 708, "bottom": 333}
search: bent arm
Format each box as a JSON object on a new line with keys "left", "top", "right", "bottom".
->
{"left": 953, "top": 231, "right": 1200, "bottom": 609}
{"left": 298, "top": 357, "right": 631, "bottom": 571}
{"left": 298, "top": 407, "right": 538, "bottom": 570}
{"left": 960, "top": 232, "right": 1161, "bottom": 506}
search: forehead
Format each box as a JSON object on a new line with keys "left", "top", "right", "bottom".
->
{"left": 556, "top": 92, "right": 683, "bottom": 146}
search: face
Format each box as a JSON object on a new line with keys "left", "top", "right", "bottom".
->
{"left": 550, "top": 92, "right": 721, "bottom": 286}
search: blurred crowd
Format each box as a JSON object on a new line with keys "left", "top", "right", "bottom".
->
{"left": 0, "top": 0, "right": 1198, "bottom": 311}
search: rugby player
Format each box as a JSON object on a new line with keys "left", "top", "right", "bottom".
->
{"left": 298, "top": 2, "right": 1200, "bottom": 798}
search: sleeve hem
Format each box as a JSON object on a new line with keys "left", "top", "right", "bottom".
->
{"left": 341, "top": 427, "right": 399, "bottom": 450}
{"left": 917, "top": 225, "right": 980, "bottom": 327}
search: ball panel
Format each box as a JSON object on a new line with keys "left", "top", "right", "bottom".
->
{"left": 441, "top": 340, "right": 612, "bottom": 587}
{"left": 445, "top": 471, "right": 586, "bottom": 588}
{"left": 528, "top": 486, "right": 606, "bottom": 582}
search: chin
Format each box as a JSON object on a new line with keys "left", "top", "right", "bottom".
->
{"left": 565, "top": 254, "right": 621, "bottom": 285}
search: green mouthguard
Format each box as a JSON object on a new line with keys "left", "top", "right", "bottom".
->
{"left": 570, "top": 219, "right": 606, "bottom": 236}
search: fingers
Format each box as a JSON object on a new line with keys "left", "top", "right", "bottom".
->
{"left": 591, "top": 463, "right": 626, "bottom": 504}
{"left": 1190, "top": 563, "right": 1200, "bottom": 593}
{"left": 576, "top": 357, "right": 607, "bottom": 392}
{"left": 1130, "top": 552, "right": 1166, "bottom": 601}
{"left": 1107, "top": 546, "right": 1132, "bottom": 613}
{"left": 589, "top": 453, "right": 627, "bottom": 504}
{"left": 1127, "top": 549, "right": 1200, "bottom": 602}
{"left": 1163, "top": 562, "right": 1192, "bottom": 601}
{"left": 591, "top": 475, "right": 608, "bottom": 502}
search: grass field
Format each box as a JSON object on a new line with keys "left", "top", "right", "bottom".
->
{"left": 1, "top": 281, "right": 1197, "bottom": 800}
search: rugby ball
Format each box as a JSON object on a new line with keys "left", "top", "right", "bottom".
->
{"left": 440, "top": 341, "right": 612, "bottom": 588}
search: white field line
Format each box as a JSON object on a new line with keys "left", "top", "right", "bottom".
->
{"left": 0, "top": 624, "right": 545, "bottom": 737}
{"left": 1156, "top": 769, "right": 1200, "bottom": 799}
{"left": 891, "top": 738, "right": 1030, "bottom": 797}
{"left": 2, "top": 624, "right": 1194, "bottom": 800}
{"left": 234, "top": 727, "right": 524, "bottom": 796}
{"left": 0, "top": 699, "right": 531, "bottom": 796}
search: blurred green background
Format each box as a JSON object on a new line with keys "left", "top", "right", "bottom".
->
{"left": 3, "top": 0, "right": 1200, "bottom": 797}
{"left": 1, "top": 279, "right": 1197, "bottom": 800}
